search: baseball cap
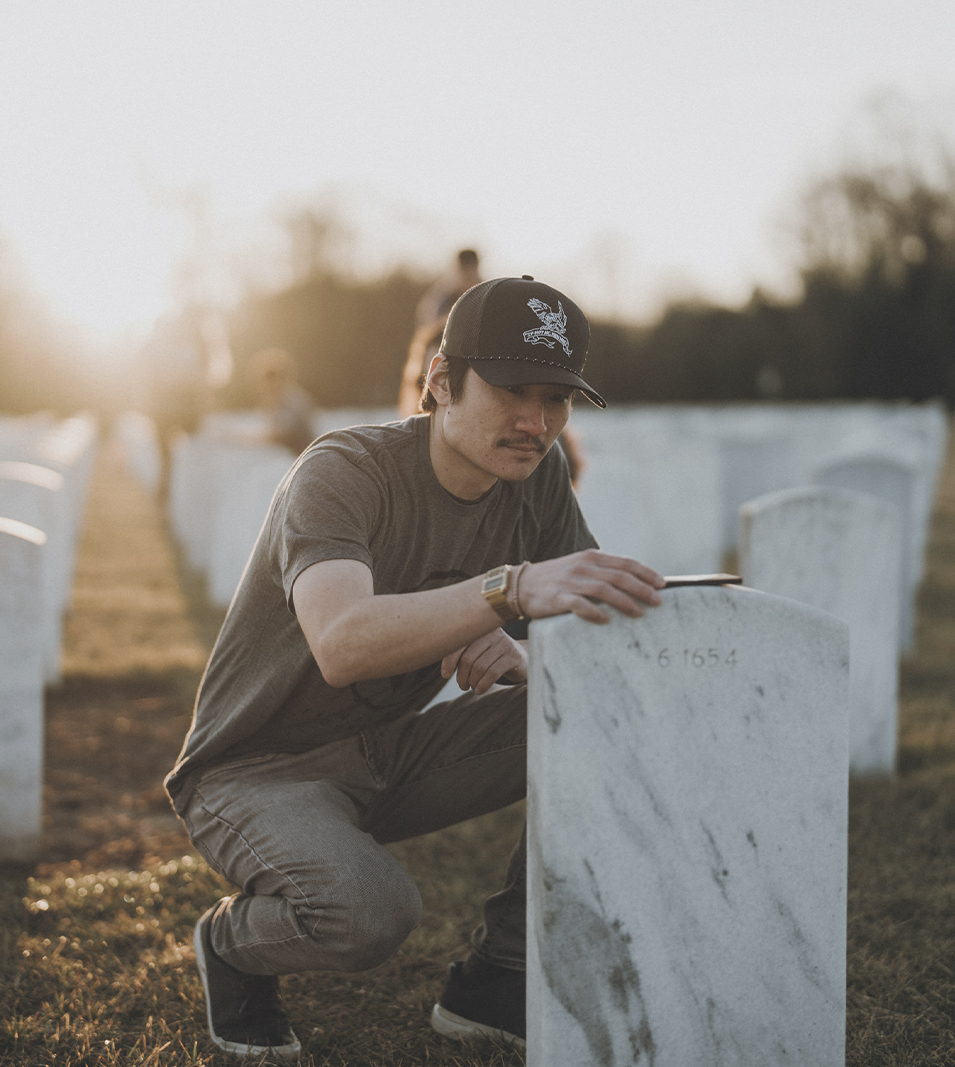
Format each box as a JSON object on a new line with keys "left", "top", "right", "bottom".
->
{"left": 438, "top": 275, "right": 606, "bottom": 408}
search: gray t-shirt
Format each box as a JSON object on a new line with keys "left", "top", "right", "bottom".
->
{"left": 165, "top": 415, "right": 596, "bottom": 814}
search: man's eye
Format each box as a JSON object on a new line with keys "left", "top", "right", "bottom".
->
{"left": 551, "top": 393, "right": 572, "bottom": 403}
{"left": 507, "top": 385, "right": 525, "bottom": 396}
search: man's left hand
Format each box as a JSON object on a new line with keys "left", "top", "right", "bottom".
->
{"left": 441, "top": 629, "right": 527, "bottom": 696}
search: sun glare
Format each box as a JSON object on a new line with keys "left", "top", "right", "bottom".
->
{"left": 1, "top": 1, "right": 954, "bottom": 363}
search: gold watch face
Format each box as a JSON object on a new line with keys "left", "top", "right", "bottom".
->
{"left": 482, "top": 567, "right": 514, "bottom": 620}
{"left": 484, "top": 572, "right": 507, "bottom": 594}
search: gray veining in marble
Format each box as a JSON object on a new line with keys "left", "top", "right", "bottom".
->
{"left": 740, "top": 485, "right": 901, "bottom": 776}
{"left": 527, "top": 586, "right": 849, "bottom": 1067}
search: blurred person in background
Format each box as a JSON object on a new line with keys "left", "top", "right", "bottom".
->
{"left": 146, "top": 313, "right": 215, "bottom": 503}
{"left": 397, "top": 248, "right": 482, "bottom": 417}
{"left": 248, "top": 347, "right": 318, "bottom": 458}
{"left": 399, "top": 250, "right": 587, "bottom": 489}
{"left": 165, "top": 275, "right": 662, "bottom": 1058}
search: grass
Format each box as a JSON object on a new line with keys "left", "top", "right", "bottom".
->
{"left": 4, "top": 816, "right": 528, "bottom": 1066}
{"left": 3, "top": 426, "right": 955, "bottom": 1064}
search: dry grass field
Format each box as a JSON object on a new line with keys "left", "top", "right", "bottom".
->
{"left": 2, "top": 422, "right": 955, "bottom": 1065}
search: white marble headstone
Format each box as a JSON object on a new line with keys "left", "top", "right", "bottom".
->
{"left": 719, "top": 435, "right": 798, "bottom": 552}
{"left": 208, "top": 449, "right": 293, "bottom": 607}
{"left": 740, "top": 486, "right": 901, "bottom": 776}
{"left": 813, "top": 451, "right": 917, "bottom": 652}
{"left": 528, "top": 586, "right": 849, "bottom": 1067}
{"left": 0, "top": 518, "right": 47, "bottom": 861}
{"left": 572, "top": 416, "right": 722, "bottom": 575}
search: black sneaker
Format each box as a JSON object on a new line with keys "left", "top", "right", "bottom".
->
{"left": 430, "top": 955, "right": 526, "bottom": 1049}
{"left": 193, "top": 901, "right": 301, "bottom": 1059}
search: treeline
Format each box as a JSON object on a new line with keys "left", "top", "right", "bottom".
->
{"left": 220, "top": 267, "right": 427, "bottom": 410}
{"left": 218, "top": 151, "right": 955, "bottom": 412}
{"left": 0, "top": 241, "right": 99, "bottom": 415}
{"left": 587, "top": 153, "right": 955, "bottom": 405}
{"left": 5, "top": 140, "right": 955, "bottom": 417}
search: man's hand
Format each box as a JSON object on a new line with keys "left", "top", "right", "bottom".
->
{"left": 441, "top": 629, "right": 527, "bottom": 696}
{"left": 519, "top": 549, "right": 665, "bottom": 624}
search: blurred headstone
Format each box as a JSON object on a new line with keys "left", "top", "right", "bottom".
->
{"left": 740, "top": 485, "right": 901, "bottom": 775}
{"left": 208, "top": 449, "right": 294, "bottom": 608}
{"left": 573, "top": 416, "right": 722, "bottom": 574}
{"left": 813, "top": 452, "right": 917, "bottom": 651}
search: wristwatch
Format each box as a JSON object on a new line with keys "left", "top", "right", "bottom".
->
{"left": 482, "top": 565, "right": 521, "bottom": 623}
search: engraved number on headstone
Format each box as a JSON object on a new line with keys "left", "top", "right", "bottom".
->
{"left": 656, "top": 647, "right": 737, "bottom": 667}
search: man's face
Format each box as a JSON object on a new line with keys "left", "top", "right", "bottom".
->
{"left": 430, "top": 367, "right": 573, "bottom": 499}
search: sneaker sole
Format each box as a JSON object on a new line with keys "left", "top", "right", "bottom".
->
{"left": 193, "top": 910, "right": 301, "bottom": 1059}
{"left": 430, "top": 1003, "right": 526, "bottom": 1051}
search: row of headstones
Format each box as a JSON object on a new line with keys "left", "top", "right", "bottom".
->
{"left": 118, "top": 402, "right": 939, "bottom": 781}
{"left": 115, "top": 403, "right": 935, "bottom": 1060}
{"left": 112, "top": 404, "right": 941, "bottom": 1063}
{"left": 116, "top": 401, "right": 946, "bottom": 630}
{"left": 115, "top": 407, "right": 395, "bottom": 609}
{"left": 0, "top": 413, "right": 99, "bottom": 862}
{"left": 571, "top": 399, "right": 948, "bottom": 655}
{"left": 118, "top": 403, "right": 942, "bottom": 774}
{"left": 528, "top": 407, "right": 946, "bottom": 1064}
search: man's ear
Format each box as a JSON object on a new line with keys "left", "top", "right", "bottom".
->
{"left": 426, "top": 355, "right": 451, "bottom": 406}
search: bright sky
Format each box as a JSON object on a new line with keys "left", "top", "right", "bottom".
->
{"left": 2, "top": 0, "right": 955, "bottom": 349}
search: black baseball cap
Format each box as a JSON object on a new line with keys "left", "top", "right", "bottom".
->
{"left": 437, "top": 275, "right": 606, "bottom": 408}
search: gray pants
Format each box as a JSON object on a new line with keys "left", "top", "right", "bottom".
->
{"left": 181, "top": 683, "right": 527, "bottom": 976}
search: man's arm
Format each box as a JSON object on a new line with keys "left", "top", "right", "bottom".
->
{"left": 292, "top": 549, "right": 665, "bottom": 690}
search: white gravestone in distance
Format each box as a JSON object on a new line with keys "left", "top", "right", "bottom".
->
{"left": 572, "top": 417, "right": 722, "bottom": 575}
{"left": 740, "top": 486, "right": 901, "bottom": 776}
{"left": 0, "top": 518, "right": 47, "bottom": 861}
{"left": 528, "top": 587, "right": 849, "bottom": 1067}
{"left": 813, "top": 452, "right": 917, "bottom": 652}
{"left": 719, "top": 435, "right": 798, "bottom": 553}
{"left": 208, "top": 450, "right": 294, "bottom": 608}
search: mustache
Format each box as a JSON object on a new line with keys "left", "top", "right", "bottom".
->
{"left": 496, "top": 436, "right": 546, "bottom": 453}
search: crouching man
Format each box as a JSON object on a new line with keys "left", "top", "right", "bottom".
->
{"left": 164, "top": 275, "right": 663, "bottom": 1057}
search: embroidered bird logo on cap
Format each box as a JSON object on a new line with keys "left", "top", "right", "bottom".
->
{"left": 523, "top": 298, "right": 572, "bottom": 357}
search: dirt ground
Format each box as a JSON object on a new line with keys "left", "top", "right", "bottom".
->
{"left": 39, "top": 436, "right": 222, "bottom": 874}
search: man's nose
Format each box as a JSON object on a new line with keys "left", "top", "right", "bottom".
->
{"left": 514, "top": 398, "right": 547, "bottom": 435}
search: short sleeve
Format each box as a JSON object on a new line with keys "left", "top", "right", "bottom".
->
{"left": 268, "top": 447, "right": 384, "bottom": 611}
{"left": 532, "top": 443, "right": 599, "bottom": 561}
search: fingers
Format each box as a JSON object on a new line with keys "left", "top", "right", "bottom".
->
{"left": 441, "top": 646, "right": 465, "bottom": 680}
{"left": 446, "top": 631, "right": 528, "bottom": 696}
{"left": 521, "top": 549, "right": 666, "bottom": 623}
{"left": 593, "top": 552, "right": 666, "bottom": 594}
{"left": 577, "top": 560, "right": 664, "bottom": 620}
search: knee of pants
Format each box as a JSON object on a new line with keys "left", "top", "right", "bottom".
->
{"left": 296, "top": 860, "right": 423, "bottom": 972}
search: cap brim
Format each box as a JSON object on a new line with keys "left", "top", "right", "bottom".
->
{"left": 469, "top": 359, "right": 607, "bottom": 408}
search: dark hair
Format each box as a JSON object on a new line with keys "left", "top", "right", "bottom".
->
{"left": 457, "top": 249, "right": 479, "bottom": 269}
{"left": 420, "top": 357, "right": 470, "bottom": 413}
